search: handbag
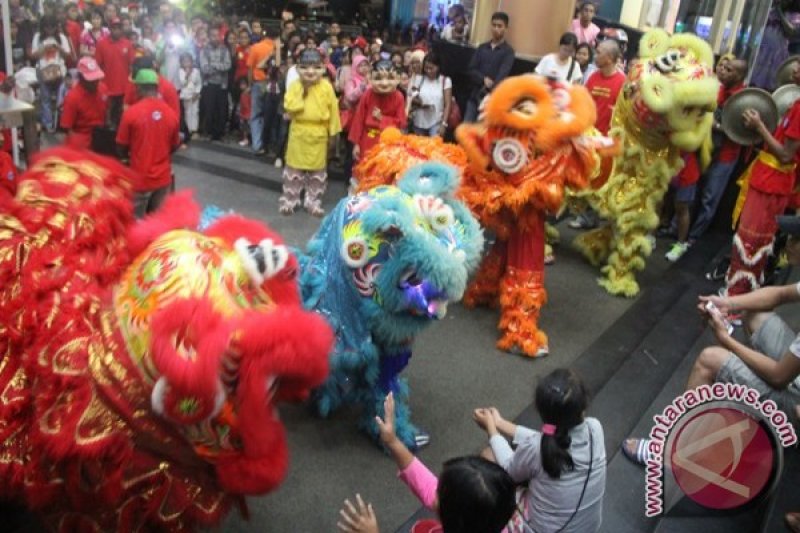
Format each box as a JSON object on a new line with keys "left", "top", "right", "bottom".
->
{"left": 442, "top": 76, "right": 461, "bottom": 129}
{"left": 38, "top": 62, "right": 63, "bottom": 85}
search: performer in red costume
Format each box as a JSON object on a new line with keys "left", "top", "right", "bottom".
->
{"left": 0, "top": 148, "right": 333, "bottom": 531}
{"left": 349, "top": 59, "right": 406, "bottom": 164}
{"left": 726, "top": 63, "right": 800, "bottom": 296}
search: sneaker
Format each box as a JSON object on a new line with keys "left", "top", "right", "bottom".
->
{"left": 665, "top": 241, "right": 690, "bottom": 262}
{"left": 274, "top": 157, "right": 283, "bottom": 168}
{"left": 238, "top": 139, "right": 249, "bottom": 147}
{"left": 254, "top": 148, "right": 266, "bottom": 156}
{"left": 568, "top": 215, "right": 596, "bottom": 230}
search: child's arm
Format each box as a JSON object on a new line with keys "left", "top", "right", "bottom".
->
{"left": 283, "top": 79, "right": 305, "bottom": 116}
{"left": 328, "top": 83, "right": 342, "bottom": 137}
{"left": 377, "top": 393, "right": 438, "bottom": 510}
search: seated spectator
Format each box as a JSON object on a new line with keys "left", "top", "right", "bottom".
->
{"left": 575, "top": 42, "right": 595, "bottom": 84}
{"left": 337, "top": 393, "right": 516, "bottom": 533}
{"left": 535, "top": 32, "right": 582, "bottom": 84}
{"left": 624, "top": 219, "right": 800, "bottom": 465}
{"left": 474, "top": 368, "right": 607, "bottom": 533}
{"left": 571, "top": 2, "right": 600, "bottom": 47}
{"left": 463, "top": 12, "right": 514, "bottom": 122}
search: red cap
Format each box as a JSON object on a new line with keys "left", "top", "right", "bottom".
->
{"left": 353, "top": 36, "right": 368, "bottom": 50}
{"left": 77, "top": 56, "right": 105, "bottom": 81}
{"left": 109, "top": 16, "right": 122, "bottom": 26}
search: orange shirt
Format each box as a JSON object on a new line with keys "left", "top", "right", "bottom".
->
{"left": 60, "top": 82, "right": 109, "bottom": 150}
{"left": 116, "top": 97, "right": 180, "bottom": 191}
{"left": 247, "top": 38, "right": 275, "bottom": 82}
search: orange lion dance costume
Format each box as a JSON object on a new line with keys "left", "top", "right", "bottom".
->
{"left": 356, "top": 76, "right": 612, "bottom": 356}
{"left": 0, "top": 148, "right": 333, "bottom": 531}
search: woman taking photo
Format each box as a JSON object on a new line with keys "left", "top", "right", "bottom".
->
{"left": 535, "top": 32, "right": 582, "bottom": 84}
{"left": 32, "top": 15, "right": 74, "bottom": 132}
{"left": 407, "top": 52, "right": 452, "bottom": 137}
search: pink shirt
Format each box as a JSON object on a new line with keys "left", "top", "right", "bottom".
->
{"left": 570, "top": 19, "right": 600, "bottom": 47}
{"left": 398, "top": 457, "right": 439, "bottom": 510}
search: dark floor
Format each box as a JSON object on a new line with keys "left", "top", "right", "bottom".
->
{"left": 7, "top": 138, "right": 796, "bottom": 532}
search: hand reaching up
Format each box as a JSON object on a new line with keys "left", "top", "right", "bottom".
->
{"left": 375, "top": 392, "right": 397, "bottom": 445}
{"left": 337, "top": 494, "right": 379, "bottom": 533}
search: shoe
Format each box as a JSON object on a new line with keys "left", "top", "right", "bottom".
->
{"left": 665, "top": 241, "right": 690, "bottom": 262}
{"left": 305, "top": 204, "right": 325, "bottom": 217}
{"left": 656, "top": 226, "right": 676, "bottom": 238}
{"left": 568, "top": 216, "right": 596, "bottom": 230}
{"left": 621, "top": 438, "right": 652, "bottom": 466}
{"left": 413, "top": 430, "right": 431, "bottom": 449}
{"left": 238, "top": 139, "right": 249, "bottom": 146}
{"left": 254, "top": 148, "right": 266, "bottom": 156}
{"left": 274, "top": 158, "right": 283, "bottom": 168}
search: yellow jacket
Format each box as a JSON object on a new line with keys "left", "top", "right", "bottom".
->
{"left": 284, "top": 79, "right": 341, "bottom": 170}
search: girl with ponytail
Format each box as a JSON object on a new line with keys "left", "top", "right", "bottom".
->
{"left": 473, "top": 368, "right": 606, "bottom": 532}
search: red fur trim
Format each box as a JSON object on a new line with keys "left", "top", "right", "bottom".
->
{"left": 128, "top": 190, "right": 201, "bottom": 257}
{"left": 203, "top": 215, "right": 301, "bottom": 306}
{"left": 216, "top": 308, "right": 332, "bottom": 494}
{"left": 150, "top": 298, "right": 232, "bottom": 399}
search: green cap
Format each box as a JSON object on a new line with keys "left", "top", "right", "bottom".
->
{"left": 134, "top": 68, "right": 159, "bottom": 85}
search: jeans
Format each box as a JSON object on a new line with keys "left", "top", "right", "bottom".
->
{"left": 463, "top": 96, "right": 479, "bottom": 123}
{"left": 250, "top": 81, "right": 267, "bottom": 151}
{"left": 107, "top": 95, "right": 124, "bottom": 130}
{"left": 411, "top": 123, "right": 440, "bottom": 137}
{"left": 134, "top": 185, "right": 170, "bottom": 218}
{"left": 688, "top": 160, "right": 737, "bottom": 241}
{"left": 39, "top": 80, "right": 63, "bottom": 131}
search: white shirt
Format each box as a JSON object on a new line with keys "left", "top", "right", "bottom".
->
{"left": 408, "top": 74, "right": 452, "bottom": 129}
{"left": 286, "top": 65, "right": 299, "bottom": 91}
{"left": 535, "top": 53, "right": 583, "bottom": 84}
{"left": 178, "top": 67, "right": 202, "bottom": 100}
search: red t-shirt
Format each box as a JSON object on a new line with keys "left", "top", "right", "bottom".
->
{"left": 348, "top": 88, "right": 407, "bottom": 155}
{"left": 239, "top": 90, "right": 251, "bottom": 120}
{"left": 718, "top": 82, "right": 745, "bottom": 163}
{"left": 116, "top": 97, "right": 180, "bottom": 191}
{"left": 65, "top": 19, "right": 82, "bottom": 66}
{"left": 585, "top": 69, "right": 626, "bottom": 135}
{"left": 0, "top": 150, "right": 17, "bottom": 198}
{"left": 94, "top": 36, "right": 134, "bottom": 95}
{"left": 234, "top": 44, "right": 250, "bottom": 81}
{"left": 750, "top": 99, "right": 800, "bottom": 195}
{"left": 675, "top": 151, "right": 701, "bottom": 187}
{"left": 60, "top": 82, "right": 109, "bottom": 150}
{"left": 123, "top": 76, "right": 181, "bottom": 119}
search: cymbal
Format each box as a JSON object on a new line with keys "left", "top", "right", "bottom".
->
{"left": 721, "top": 88, "right": 779, "bottom": 146}
{"left": 776, "top": 55, "right": 800, "bottom": 88}
{"left": 773, "top": 84, "right": 800, "bottom": 118}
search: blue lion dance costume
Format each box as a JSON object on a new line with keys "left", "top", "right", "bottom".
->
{"left": 299, "top": 162, "right": 483, "bottom": 448}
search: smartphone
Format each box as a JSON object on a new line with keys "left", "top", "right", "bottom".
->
{"left": 705, "top": 301, "right": 734, "bottom": 335}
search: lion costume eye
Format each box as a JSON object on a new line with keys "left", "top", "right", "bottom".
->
{"left": 492, "top": 138, "right": 528, "bottom": 174}
{"left": 414, "top": 194, "right": 455, "bottom": 232}
{"left": 511, "top": 98, "right": 538, "bottom": 118}
{"left": 655, "top": 50, "right": 681, "bottom": 73}
{"left": 341, "top": 236, "right": 371, "bottom": 268}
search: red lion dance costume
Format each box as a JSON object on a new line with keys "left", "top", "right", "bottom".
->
{"left": 0, "top": 148, "right": 332, "bottom": 531}
{"left": 356, "top": 76, "right": 613, "bottom": 356}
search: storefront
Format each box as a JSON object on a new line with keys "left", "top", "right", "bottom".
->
{"left": 613, "top": 0, "right": 773, "bottom": 68}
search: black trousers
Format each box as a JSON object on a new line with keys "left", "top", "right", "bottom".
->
{"left": 107, "top": 95, "right": 124, "bottom": 129}
{"left": 201, "top": 84, "right": 228, "bottom": 140}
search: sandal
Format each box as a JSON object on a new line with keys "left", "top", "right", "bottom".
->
{"left": 544, "top": 254, "right": 555, "bottom": 265}
{"left": 621, "top": 438, "right": 651, "bottom": 466}
{"left": 786, "top": 512, "right": 800, "bottom": 533}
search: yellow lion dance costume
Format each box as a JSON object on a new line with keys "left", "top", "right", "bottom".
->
{"left": 356, "top": 76, "right": 613, "bottom": 356}
{"left": 574, "top": 29, "right": 719, "bottom": 296}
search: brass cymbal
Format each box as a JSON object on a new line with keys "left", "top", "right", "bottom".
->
{"left": 773, "top": 83, "right": 800, "bottom": 118}
{"left": 721, "top": 88, "right": 779, "bottom": 146}
{"left": 776, "top": 55, "right": 800, "bottom": 88}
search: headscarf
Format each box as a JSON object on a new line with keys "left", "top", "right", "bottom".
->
{"left": 350, "top": 55, "right": 369, "bottom": 86}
